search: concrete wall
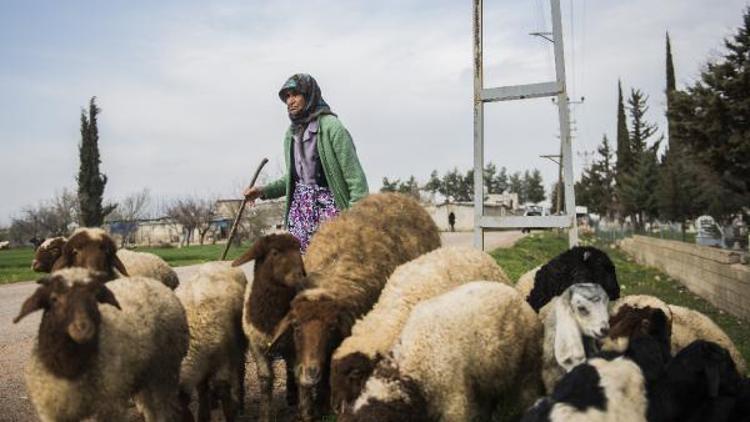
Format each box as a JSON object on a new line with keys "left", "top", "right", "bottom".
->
{"left": 621, "top": 235, "right": 750, "bottom": 320}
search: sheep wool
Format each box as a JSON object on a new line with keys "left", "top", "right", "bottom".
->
{"left": 116, "top": 249, "right": 180, "bottom": 289}
{"left": 331, "top": 246, "right": 511, "bottom": 409}
{"left": 176, "top": 262, "right": 248, "bottom": 418}
{"left": 516, "top": 266, "right": 541, "bottom": 300}
{"left": 353, "top": 282, "right": 543, "bottom": 421}
{"left": 24, "top": 269, "right": 188, "bottom": 421}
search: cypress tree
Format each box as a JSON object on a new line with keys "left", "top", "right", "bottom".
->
{"left": 614, "top": 80, "right": 631, "bottom": 219}
{"left": 665, "top": 32, "right": 677, "bottom": 148}
{"left": 77, "top": 97, "right": 115, "bottom": 227}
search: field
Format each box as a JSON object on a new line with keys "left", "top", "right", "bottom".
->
{"left": 0, "top": 242, "right": 251, "bottom": 284}
{"left": 491, "top": 230, "right": 750, "bottom": 368}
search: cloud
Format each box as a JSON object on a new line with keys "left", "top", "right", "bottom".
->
{"left": 0, "top": 0, "right": 747, "bottom": 224}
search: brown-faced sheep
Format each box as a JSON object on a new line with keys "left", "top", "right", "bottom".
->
{"left": 31, "top": 236, "right": 66, "bottom": 272}
{"left": 602, "top": 305, "right": 673, "bottom": 355}
{"left": 230, "top": 233, "right": 306, "bottom": 422}
{"left": 176, "top": 262, "right": 248, "bottom": 422}
{"left": 15, "top": 268, "right": 189, "bottom": 421}
{"left": 611, "top": 295, "right": 746, "bottom": 373}
{"left": 527, "top": 247, "right": 619, "bottom": 312}
{"left": 342, "top": 282, "right": 543, "bottom": 422}
{"left": 36, "top": 228, "right": 179, "bottom": 289}
{"left": 269, "top": 193, "right": 441, "bottom": 421}
{"left": 330, "top": 246, "right": 511, "bottom": 414}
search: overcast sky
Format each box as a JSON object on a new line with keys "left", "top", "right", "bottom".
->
{"left": 1, "top": 0, "right": 747, "bottom": 225}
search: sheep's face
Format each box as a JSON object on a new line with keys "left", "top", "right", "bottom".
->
{"left": 270, "top": 293, "right": 350, "bottom": 388}
{"left": 233, "top": 233, "right": 306, "bottom": 289}
{"left": 603, "top": 305, "right": 671, "bottom": 353}
{"left": 14, "top": 270, "right": 120, "bottom": 341}
{"left": 53, "top": 229, "right": 128, "bottom": 279}
{"left": 331, "top": 352, "right": 378, "bottom": 414}
{"left": 568, "top": 283, "right": 610, "bottom": 339}
{"left": 14, "top": 270, "right": 121, "bottom": 379}
{"left": 32, "top": 237, "right": 66, "bottom": 272}
{"left": 342, "top": 363, "right": 430, "bottom": 422}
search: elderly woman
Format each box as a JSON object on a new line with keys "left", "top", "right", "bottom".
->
{"left": 244, "top": 74, "right": 369, "bottom": 252}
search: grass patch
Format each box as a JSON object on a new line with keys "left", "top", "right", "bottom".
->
{"left": 489, "top": 231, "right": 568, "bottom": 282}
{"left": 0, "top": 243, "right": 253, "bottom": 284}
{"left": 0, "top": 248, "right": 37, "bottom": 284}
{"left": 136, "top": 243, "right": 250, "bottom": 267}
{"left": 491, "top": 231, "right": 750, "bottom": 371}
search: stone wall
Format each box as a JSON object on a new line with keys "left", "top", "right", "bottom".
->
{"left": 621, "top": 235, "right": 750, "bottom": 320}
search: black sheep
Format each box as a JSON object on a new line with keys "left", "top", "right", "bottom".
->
{"left": 645, "top": 340, "right": 743, "bottom": 422}
{"left": 527, "top": 246, "right": 619, "bottom": 312}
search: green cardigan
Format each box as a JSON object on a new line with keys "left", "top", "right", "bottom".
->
{"left": 262, "top": 114, "right": 369, "bottom": 222}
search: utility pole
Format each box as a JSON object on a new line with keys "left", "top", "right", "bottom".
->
{"left": 474, "top": 0, "right": 579, "bottom": 249}
{"left": 549, "top": 96, "right": 584, "bottom": 214}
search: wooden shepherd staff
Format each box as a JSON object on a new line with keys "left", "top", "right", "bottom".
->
{"left": 220, "top": 157, "right": 269, "bottom": 260}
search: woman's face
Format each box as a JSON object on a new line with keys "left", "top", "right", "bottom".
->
{"left": 285, "top": 91, "right": 306, "bottom": 116}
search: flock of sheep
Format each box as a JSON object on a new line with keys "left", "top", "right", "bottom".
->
{"left": 14, "top": 192, "right": 750, "bottom": 421}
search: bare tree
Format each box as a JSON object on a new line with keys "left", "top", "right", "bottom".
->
{"left": 164, "top": 197, "right": 217, "bottom": 246}
{"left": 107, "top": 189, "right": 152, "bottom": 246}
{"left": 9, "top": 189, "right": 79, "bottom": 246}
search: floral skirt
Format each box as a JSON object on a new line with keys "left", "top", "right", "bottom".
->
{"left": 288, "top": 181, "right": 339, "bottom": 253}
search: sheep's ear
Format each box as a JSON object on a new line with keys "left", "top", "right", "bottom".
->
{"left": 268, "top": 312, "right": 293, "bottom": 352}
{"left": 705, "top": 361, "right": 721, "bottom": 398}
{"left": 13, "top": 282, "right": 52, "bottom": 323}
{"left": 111, "top": 253, "right": 129, "bottom": 277}
{"left": 96, "top": 285, "right": 121, "bottom": 310}
{"left": 583, "top": 250, "right": 591, "bottom": 261}
{"left": 553, "top": 295, "right": 585, "bottom": 372}
{"left": 232, "top": 237, "right": 267, "bottom": 267}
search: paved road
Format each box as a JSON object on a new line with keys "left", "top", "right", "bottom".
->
{"left": 0, "top": 230, "right": 523, "bottom": 421}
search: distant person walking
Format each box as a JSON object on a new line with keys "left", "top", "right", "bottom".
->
{"left": 448, "top": 211, "right": 456, "bottom": 232}
{"left": 244, "top": 74, "right": 369, "bottom": 252}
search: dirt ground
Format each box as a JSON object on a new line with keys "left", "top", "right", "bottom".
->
{"left": 0, "top": 230, "right": 523, "bottom": 421}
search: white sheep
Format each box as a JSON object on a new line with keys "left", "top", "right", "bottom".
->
{"left": 176, "top": 262, "right": 248, "bottom": 421}
{"left": 16, "top": 268, "right": 189, "bottom": 421}
{"left": 330, "top": 246, "right": 511, "bottom": 413}
{"left": 539, "top": 283, "right": 611, "bottom": 393}
{"left": 116, "top": 248, "right": 180, "bottom": 289}
{"left": 343, "top": 282, "right": 543, "bottom": 422}
{"left": 610, "top": 294, "right": 746, "bottom": 373}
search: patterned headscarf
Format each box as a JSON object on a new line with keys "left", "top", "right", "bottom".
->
{"left": 279, "top": 73, "right": 336, "bottom": 133}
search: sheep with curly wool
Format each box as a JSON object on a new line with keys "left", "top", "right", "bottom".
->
{"left": 33, "top": 228, "right": 180, "bottom": 289}
{"left": 230, "top": 233, "right": 307, "bottom": 422}
{"left": 330, "top": 246, "right": 511, "bottom": 413}
{"left": 610, "top": 294, "right": 746, "bottom": 373}
{"left": 15, "top": 268, "right": 189, "bottom": 421}
{"left": 268, "top": 193, "right": 441, "bottom": 421}
{"left": 176, "top": 262, "right": 248, "bottom": 421}
{"left": 341, "top": 282, "right": 543, "bottom": 422}
{"left": 539, "top": 283, "right": 611, "bottom": 393}
{"left": 527, "top": 247, "right": 619, "bottom": 313}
